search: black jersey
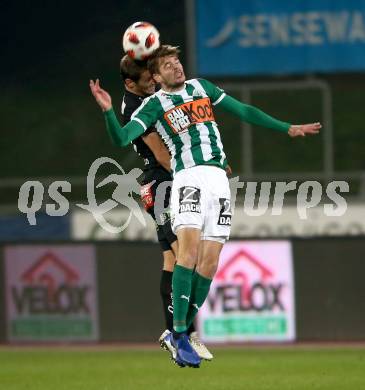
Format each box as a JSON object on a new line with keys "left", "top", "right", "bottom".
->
{"left": 121, "top": 89, "right": 160, "bottom": 170}
{"left": 121, "top": 90, "right": 176, "bottom": 251}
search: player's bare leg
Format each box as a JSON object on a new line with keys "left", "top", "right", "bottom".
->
{"left": 176, "top": 227, "right": 200, "bottom": 269}
{"left": 162, "top": 249, "right": 175, "bottom": 272}
{"left": 196, "top": 239, "right": 223, "bottom": 279}
{"left": 170, "top": 240, "right": 178, "bottom": 258}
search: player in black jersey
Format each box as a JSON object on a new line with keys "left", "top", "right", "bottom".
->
{"left": 117, "top": 55, "right": 213, "bottom": 360}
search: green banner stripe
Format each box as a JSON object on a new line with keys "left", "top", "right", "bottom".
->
{"left": 204, "top": 316, "right": 287, "bottom": 336}
{"left": 11, "top": 318, "right": 93, "bottom": 338}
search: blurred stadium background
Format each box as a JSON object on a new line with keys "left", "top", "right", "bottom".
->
{"left": 1, "top": 1, "right": 365, "bottom": 388}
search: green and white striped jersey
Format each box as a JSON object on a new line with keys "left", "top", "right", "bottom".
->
{"left": 131, "top": 78, "right": 228, "bottom": 174}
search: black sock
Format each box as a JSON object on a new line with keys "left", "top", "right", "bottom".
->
{"left": 160, "top": 270, "right": 174, "bottom": 331}
{"left": 187, "top": 322, "right": 195, "bottom": 335}
{"left": 172, "top": 330, "right": 186, "bottom": 339}
{"left": 160, "top": 270, "right": 196, "bottom": 335}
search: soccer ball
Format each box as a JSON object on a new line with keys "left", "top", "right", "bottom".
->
{"left": 122, "top": 21, "right": 160, "bottom": 60}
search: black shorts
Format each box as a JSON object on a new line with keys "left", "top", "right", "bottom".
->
{"left": 140, "top": 167, "right": 177, "bottom": 252}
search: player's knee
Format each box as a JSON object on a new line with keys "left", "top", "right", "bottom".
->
{"left": 197, "top": 257, "right": 219, "bottom": 279}
{"left": 202, "top": 264, "right": 218, "bottom": 279}
{"left": 179, "top": 245, "right": 199, "bottom": 267}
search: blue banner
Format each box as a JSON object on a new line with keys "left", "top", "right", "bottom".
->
{"left": 0, "top": 213, "right": 70, "bottom": 241}
{"left": 195, "top": 0, "right": 365, "bottom": 76}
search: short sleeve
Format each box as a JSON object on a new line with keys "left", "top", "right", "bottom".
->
{"left": 131, "top": 96, "right": 161, "bottom": 132}
{"left": 197, "top": 79, "right": 226, "bottom": 106}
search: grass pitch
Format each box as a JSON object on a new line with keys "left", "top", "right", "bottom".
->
{"left": 1, "top": 345, "right": 365, "bottom": 390}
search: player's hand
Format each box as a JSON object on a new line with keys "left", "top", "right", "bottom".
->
{"left": 90, "top": 79, "right": 112, "bottom": 112}
{"left": 288, "top": 122, "right": 322, "bottom": 137}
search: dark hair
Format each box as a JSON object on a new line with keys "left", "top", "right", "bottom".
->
{"left": 120, "top": 55, "right": 148, "bottom": 82}
{"left": 147, "top": 45, "right": 181, "bottom": 75}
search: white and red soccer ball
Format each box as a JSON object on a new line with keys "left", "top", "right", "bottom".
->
{"left": 122, "top": 21, "right": 160, "bottom": 60}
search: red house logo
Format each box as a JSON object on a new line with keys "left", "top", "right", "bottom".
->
{"left": 216, "top": 248, "right": 274, "bottom": 304}
{"left": 21, "top": 252, "right": 79, "bottom": 299}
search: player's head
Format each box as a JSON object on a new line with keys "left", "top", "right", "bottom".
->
{"left": 147, "top": 45, "right": 185, "bottom": 91}
{"left": 120, "top": 55, "right": 155, "bottom": 96}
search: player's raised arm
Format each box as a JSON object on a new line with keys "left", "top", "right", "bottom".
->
{"left": 288, "top": 123, "right": 322, "bottom": 137}
{"left": 218, "top": 94, "right": 322, "bottom": 136}
{"left": 199, "top": 78, "right": 321, "bottom": 137}
{"left": 89, "top": 79, "right": 145, "bottom": 146}
{"left": 90, "top": 79, "right": 112, "bottom": 111}
{"left": 218, "top": 94, "right": 290, "bottom": 132}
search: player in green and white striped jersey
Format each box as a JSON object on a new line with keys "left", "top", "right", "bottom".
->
{"left": 129, "top": 77, "right": 229, "bottom": 175}
{"left": 90, "top": 45, "right": 321, "bottom": 368}
{"left": 91, "top": 48, "right": 321, "bottom": 173}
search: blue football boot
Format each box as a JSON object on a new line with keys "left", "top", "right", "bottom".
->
{"left": 160, "top": 330, "right": 186, "bottom": 368}
{"left": 171, "top": 332, "right": 201, "bottom": 368}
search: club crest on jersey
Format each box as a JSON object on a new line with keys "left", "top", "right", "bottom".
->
{"left": 217, "top": 198, "right": 232, "bottom": 226}
{"left": 164, "top": 97, "right": 215, "bottom": 134}
{"left": 178, "top": 186, "right": 201, "bottom": 213}
{"left": 161, "top": 93, "right": 173, "bottom": 100}
{"left": 192, "top": 89, "right": 204, "bottom": 98}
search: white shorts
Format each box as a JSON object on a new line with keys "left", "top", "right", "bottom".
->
{"left": 171, "top": 165, "right": 231, "bottom": 243}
